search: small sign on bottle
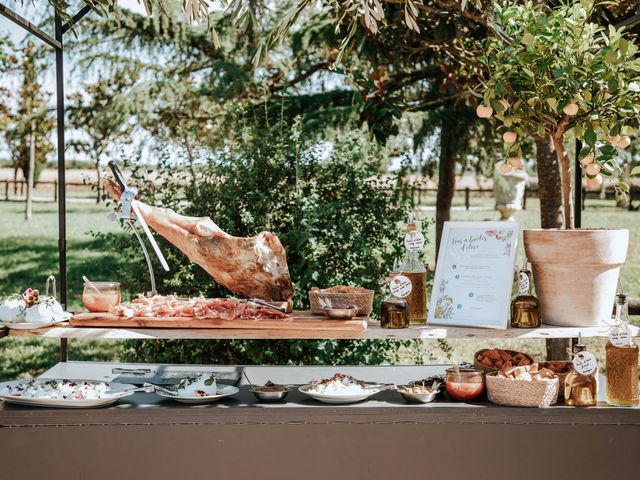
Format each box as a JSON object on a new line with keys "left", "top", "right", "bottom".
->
{"left": 390, "top": 275, "right": 412, "bottom": 298}
{"left": 610, "top": 324, "right": 632, "bottom": 348}
{"left": 404, "top": 231, "right": 425, "bottom": 252}
{"left": 572, "top": 351, "right": 598, "bottom": 376}
{"left": 518, "top": 270, "right": 530, "bottom": 296}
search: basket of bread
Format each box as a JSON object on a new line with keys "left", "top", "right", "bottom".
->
{"left": 538, "top": 361, "right": 573, "bottom": 399}
{"left": 486, "top": 363, "right": 559, "bottom": 408}
{"left": 474, "top": 348, "right": 533, "bottom": 374}
{"left": 309, "top": 286, "right": 374, "bottom": 316}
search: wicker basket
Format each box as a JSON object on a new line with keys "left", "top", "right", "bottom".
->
{"left": 486, "top": 373, "right": 559, "bottom": 407}
{"left": 308, "top": 287, "right": 374, "bottom": 316}
{"left": 474, "top": 349, "right": 535, "bottom": 374}
{"left": 538, "top": 361, "right": 573, "bottom": 399}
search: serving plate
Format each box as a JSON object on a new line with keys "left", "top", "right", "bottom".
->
{"left": 298, "top": 384, "right": 381, "bottom": 404}
{"left": 1, "top": 312, "right": 72, "bottom": 330}
{"left": 155, "top": 385, "right": 239, "bottom": 404}
{"left": 0, "top": 380, "right": 137, "bottom": 408}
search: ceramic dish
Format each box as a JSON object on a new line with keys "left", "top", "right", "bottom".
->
{"left": 155, "top": 385, "right": 239, "bottom": 404}
{"left": 298, "top": 384, "right": 381, "bottom": 404}
{"left": 396, "top": 385, "right": 440, "bottom": 404}
{"left": 321, "top": 307, "right": 359, "bottom": 320}
{"left": 2, "top": 313, "right": 71, "bottom": 330}
{"left": 250, "top": 386, "right": 290, "bottom": 402}
{"left": 0, "top": 379, "right": 136, "bottom": 408}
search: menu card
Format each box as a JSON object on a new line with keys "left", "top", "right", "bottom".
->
{"left": 428, "top": 221, "right": 520, "bottom": 329}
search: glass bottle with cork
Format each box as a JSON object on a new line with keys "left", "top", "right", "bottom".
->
{"left": 510, "top": 260, "right": 540, "bottom": 328}
{"left": 564, "top": 333, "right": 598, "bottom": 407}
{"left": 380, "top": 265, "right": 410, "bottom": 329}
{"left": 605, "top": 292, "right": 639, "bottom": 407}
{"left": 399, "top": 216, "right": 427, "bottom": 325}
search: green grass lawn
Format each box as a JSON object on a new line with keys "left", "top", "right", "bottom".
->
{"left": 0, "top": 196, "right": 637, "bottom": 379}
{"left": 0, "top": 201, "right": 126, "bottom": 380}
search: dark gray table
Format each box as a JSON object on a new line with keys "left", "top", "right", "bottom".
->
{"left": 1, "top": 363, "right": 638, "bottom": 480}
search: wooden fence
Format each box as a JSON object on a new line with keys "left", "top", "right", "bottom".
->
{"left": 0, "top": 180, "right": 92, "bottom": 201}
{"left": 0, "top": 179, "right": 627, "bottom": 210}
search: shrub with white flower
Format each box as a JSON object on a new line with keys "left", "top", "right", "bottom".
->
{"left": 476, "top": 0, "right": 640, "bottom": 228}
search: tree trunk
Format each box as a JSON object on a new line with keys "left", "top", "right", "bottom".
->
{"left": 536, "top": 135, "right": 570, "bottom": 360}
{"left": 435, "top": 114, "right": 459, "bottom": 257}
{"left": 96, "top": 159, "right": 102, "bottom": 204}
{"left": 25, "top": 119, "right": 36, "bottom": 221}
{"left": 535, "top": 135, "right": 564, "bottom": 229}
{"left": 552, "top": 133, "right": 574, "bottom": 229}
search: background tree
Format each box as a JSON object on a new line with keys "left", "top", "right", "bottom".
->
{"left": 68, "top": 68, "right": 139, "bottom": 202}
{"left": 3, "top": 41, "right": 54, "bottom": 220}
{"left": 478, "top": 0, "right": 640, "bottom": 229}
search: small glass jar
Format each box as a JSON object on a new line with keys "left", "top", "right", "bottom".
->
{"left": 380, "top": 294, "right": 409, "bottom": 329}
{"left": 82, "top": 282, "right": 121, "bottom": 312}
{"left": 445, "top": 368, "right": 485, "bottom": 402}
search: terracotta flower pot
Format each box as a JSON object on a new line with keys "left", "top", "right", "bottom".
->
{"left": 523, "top": 229, "right": 629, "bottom": 327}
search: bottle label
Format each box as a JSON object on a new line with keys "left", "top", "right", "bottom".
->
{"left": 610, "top": 324, "right": 632, "bottom": 348}
{"left": 572, "top": 351, "right": 598, "bottom": 376}
{"left": 518, "top": 270, "right": 530, "bottom": 296}
{"left": 404, "top": 231, "right": 425, "bottom": 252}
{"left": 390, "top": 275, "right": 412, "bottom": 298}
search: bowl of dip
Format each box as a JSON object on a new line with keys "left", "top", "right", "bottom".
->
{"left": 445, "top": 367, "right": 485, "bottom": 402}
{"left": 82, "top": 282, "right": 121, "bottom": 312}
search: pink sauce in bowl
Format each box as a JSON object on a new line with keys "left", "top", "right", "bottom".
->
{"left": 82, "top": 282, "right": 121, "bottom": 312}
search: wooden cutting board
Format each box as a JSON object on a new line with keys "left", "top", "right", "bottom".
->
{"left": 69, "top": 311, "right": 367, "bottom": 332}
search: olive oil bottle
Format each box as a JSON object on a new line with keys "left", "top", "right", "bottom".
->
{"left": 399, "top": 219, "right": 427, "bottom": 325}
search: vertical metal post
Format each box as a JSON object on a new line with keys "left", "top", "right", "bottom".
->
{"left": 55, "top": 13, "right": 68, "bottom": 362}
{"left": 574, "top": 139, "right": 582, "bottom": 228}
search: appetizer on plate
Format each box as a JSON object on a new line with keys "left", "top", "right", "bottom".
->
{"left": 0, "top": 289, "right": 71, "bottom": 327}
{"left": 153, "top": 373, "right": 239, "bottom": 404}
{"left": 299, "top": 373, "right": 384, "bottom": 404}
{"left": 0, "top": 379, "right": 136, "bottom": 408}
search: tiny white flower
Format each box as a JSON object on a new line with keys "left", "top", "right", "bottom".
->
{"left": 629, "top": 82, "right": 640, "bottom": 92}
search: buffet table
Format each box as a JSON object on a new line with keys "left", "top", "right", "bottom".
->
{"left": 1, "top": 362, "right": 639, "bottom": 480}
{"left": 4, "top": 319, "right": 636, "bottom": 340}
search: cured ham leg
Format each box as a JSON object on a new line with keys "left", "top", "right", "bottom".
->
{"left": 103, "top": 178, "right": 294, "bottom": 302}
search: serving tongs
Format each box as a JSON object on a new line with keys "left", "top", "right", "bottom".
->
{"left": 107, "top": 160, "right": 169, "bottom": 296}
{"left": 238, "top": 297, "right": 287, "bottom": 313}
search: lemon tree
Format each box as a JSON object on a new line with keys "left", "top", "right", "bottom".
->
{"left": 476, "top": 0, "right": 640, "bottom": 228}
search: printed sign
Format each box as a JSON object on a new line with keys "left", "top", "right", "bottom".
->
{"left": 390, "top": 275, "right": 412, "bottom": 298}
{"left": 427, "top": 221, "right": 520, "bottom": 330}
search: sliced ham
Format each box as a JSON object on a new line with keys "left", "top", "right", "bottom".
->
{"left": 111, "top": 295, "right": 287, "bottom": 320}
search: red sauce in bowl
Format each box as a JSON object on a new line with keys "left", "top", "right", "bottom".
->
{"left": 445, "top": 368, "right": 485, "bottom": 402}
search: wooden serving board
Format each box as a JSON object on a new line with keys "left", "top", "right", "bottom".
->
{"left": 69, "top": 311, "right": 367, "bottom": 332}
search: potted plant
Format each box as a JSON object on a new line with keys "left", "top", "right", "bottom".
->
{"left": 476, "top": 1, "right": 640, "bottom": 326}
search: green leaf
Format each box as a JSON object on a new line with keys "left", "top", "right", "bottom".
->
{"left": 522, "top": 32, "right": 535, "bottom": 46}
{"left": 630, "top": 166, "right": 640, "bottom": 176}
{"left": 584, "top": 129, "right": 597, "bottom": 147}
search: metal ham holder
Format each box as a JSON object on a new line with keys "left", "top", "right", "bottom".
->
{"left": 108, "top": 160, "right": 169, "bottom": 296}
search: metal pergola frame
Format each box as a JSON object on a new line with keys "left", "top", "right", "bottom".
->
{"left": 1, "top": 3, "right": 639, "bottom": 362}
{"left": 1, "top": 3, "right": 92, "bottom": 360}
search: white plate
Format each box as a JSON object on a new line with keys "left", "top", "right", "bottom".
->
{"left": 1, "top": 312, "right": 71, "bottom": 330}
{"left": 0, "top": 380, "right": 137, "bottom": 408}
{"left": 298, "top": 384, "right": 381, "bottom": 404}
{"left": 155, "top": 385, "right": 239, "bottom": 404}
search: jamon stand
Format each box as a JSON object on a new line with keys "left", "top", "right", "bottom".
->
{"left": 108, "top": 160, "right": 169, "bottom": 296}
